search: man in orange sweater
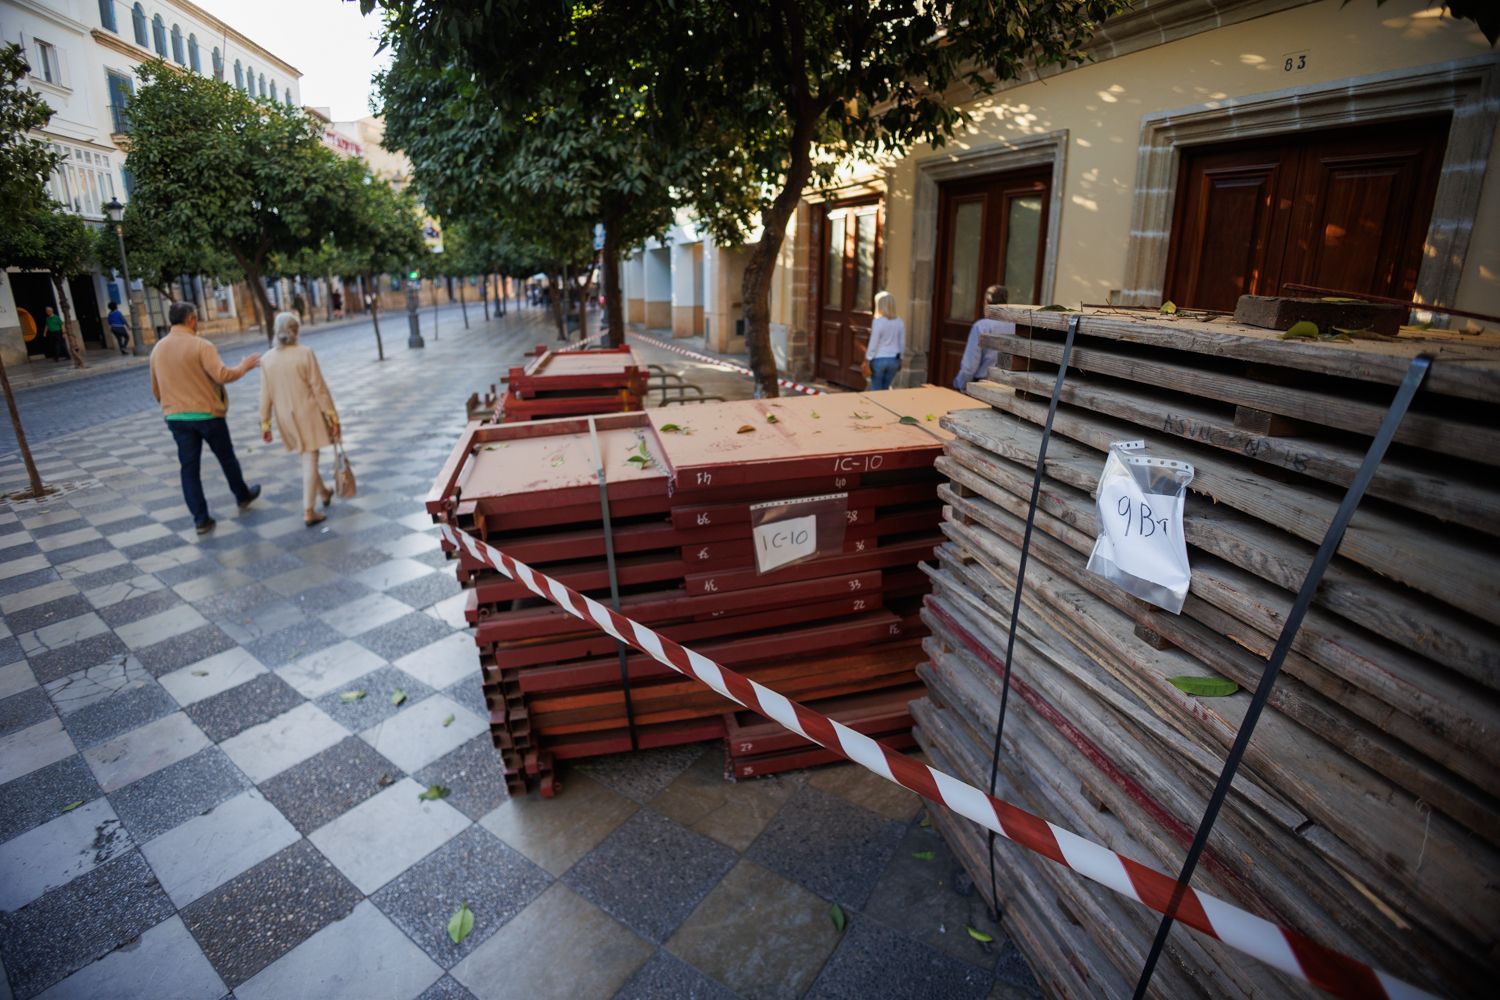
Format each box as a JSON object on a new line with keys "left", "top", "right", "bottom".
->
{"left": 150, "top": 302, "right": 262, "bottom": 534}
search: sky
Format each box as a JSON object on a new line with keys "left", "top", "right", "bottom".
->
{"left": 191, "top": 0, "right": 390, "bottom": 120}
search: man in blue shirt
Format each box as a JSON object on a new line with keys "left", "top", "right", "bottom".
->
{"left": 952, "top": 285, "right": 1016, "bottom": 390}
{"left": 106, "top": 301, "right": 130, "bottom": 355}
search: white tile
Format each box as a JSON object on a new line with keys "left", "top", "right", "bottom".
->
{"left": 0, "top": 579, "right": 79, "bottom": 614}
{"left": 360, "top": 694, "right": 485, "bottom": 773}
{"left": 0, "top": 717, "right": 75, "bottom": 784}
{"left": 140, "top": 789, "right": 299, "bottom": 908}
{"left": 0, "top": 553, "right": 49, "bottom": 581}
{"left": 0, "top": 798, "right": 133, "bottom": 911}
{"left": 84, "top": 574, "right": 165, "bottom": 610}
{"left": 376, "top": 533, "right": 437, "bottom": 560}
{"left": 394, "top": 634, "right": 477, "bottom": 693}
{"left": 20, "top": 510, "right": 81, "bottom": 529}
{"left": 115, "top": 605, "right": 209, "bottom": 650}
{"left": 44, "top": 656, "right": 150, "bottom": 716}
{"left": 35, "top": 527, "right": 102, "bottom": 552}
{"left": 219, "top": 702, "right": 347, "bottom": 783}
{"left": 0, "top": 661, "right": 36, "bottom": 698}
{"left": 274, "top": 640, "right": 384, "bottom": 698}
{"left": 425, "top": 592, "right": 469, "bottom": 630}
{"left": 352, "top": 559, "right": 432, "bottom": 592}
{"left": 236, "top": 901, "right": 441, "bottom": 1000}
{"left": 0, "top": 530, "right": 31, "bottom": 552}
{"left": 56, "top": 550, "right": 127, "bottom": 580}
{"left": 158, "top": 648, "right": 267, "bottom": 706}
{"left": 308, "top": 778, "right": 468, "bottom": 894}
{"left": 35, "top": 915, "right": 225, "bottom": 1000}
{"left": 105, "top": 523, "right": 172, "bottom": 549}
{"left": 83, "top": 712, "right": 210, "bottom": 792}
{"left": 135, "top": 546, "right": 204, "bottom": 573}
{"left": 319, "top": 594, "right": 410, "bottom": 638}
{"left": 20, "top": 613, "right": 108, "bottom": 656}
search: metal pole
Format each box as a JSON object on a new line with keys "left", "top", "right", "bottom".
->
{"left": 405, "top": 277, "right": 424, "bottom": 348}
{"left": 115, "top": 224, "right": 147, "bottom": 356}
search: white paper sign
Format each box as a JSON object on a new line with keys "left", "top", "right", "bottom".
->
{"left": 754, "top": 513, "right": 818, "bottom": 573}
{"left": 1086, "top": 443, "right": 1193, "bottom": 614}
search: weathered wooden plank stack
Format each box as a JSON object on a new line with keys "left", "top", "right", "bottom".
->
{"left": 428, "top": 387, "right": 984, "bottom": 794}
{"left": 467, "top": 346, "right": 648, "bottom": 423}
{"left": 913, "top": 305, "right": 1500, "bottom": 998}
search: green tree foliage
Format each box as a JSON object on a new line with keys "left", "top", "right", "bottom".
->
{"left": 94, "top": 203, "right": 234, "bottom": 300}
{"left": 0, "top": 43, "right": 58, "bottom": 232}
{"left": 123, "top": 60, "right": 349, "bottom": 339}
{"left": 321, "top": 163, "right": 426, "bottom": 358}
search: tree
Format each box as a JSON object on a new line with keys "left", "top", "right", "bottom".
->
{"left": 0, "top": 42, "right": 63, "bottom": 498}
{"left": 2, "top": 204, "right": 97, "bottom": 368}
{"left": 326, "top": 164, "right": 426, "bottom": 360}
{"left": 123, "top": 60, "right": 349, "bottom": 339}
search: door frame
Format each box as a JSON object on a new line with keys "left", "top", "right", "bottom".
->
{"left": 1120, "top": 56, "right": 1498, "bottom": 321}
{"left": 815, "top": 194, "right": 884, "bottom": 387}
{"left": 908, "top": 130, "right": 1067, "bottom": 386}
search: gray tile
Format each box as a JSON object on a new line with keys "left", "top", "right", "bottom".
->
{"left": 415, "top": 976, "right": 478, "bottom": 1000}
{"left": 353, "top": 612, "right": 452, "bottom": 662}
{"left": 28, "top": 632, "right": 129, "bottom": 686}
{"left": 0, "top": 851, "right": 175, "bottom": 1000}
{"left": 108, "top": 746, "right": 253, "bottom": 842}
{"left": 258, "top": 736, "right": 398, "bottom": 835}
{"left": 747, "top": 785, "right": 905, "bottom": 911}
{"left": 261, "top": 563, "right": 338, "bottom": 597}
{"left": 237, "top": 553, "right": 306, "bottom": 581}
{"left": 805, "top": 917, "right": 992, "bottom": 1000}
{"left": 285, "top": 577, "right": 373, "bottom": 614}
{"left": 95, "top": 588, "right": 182, "bottom": 628}
{"left": 563, "top": 809, "right": 736, "bottom": 944}
{"left": 442, "top": 675, "right": 489, "bottom": 723}
{"left": 5, "top": 596, "right": 92, "bottom": 636}
{"left": 385, "top": 571, "right": 461, "bottom": 611}
{"left": 181, "top": 839, "right": 363, "bottom": 989}
{"left": 0, "top": 635, "right": 24, "bottom": 669}
{"left": 578, "top": 743, "right": 710, "bottom": 804}
{"left": 993, "top": 940, "right": 1040, "bottom": 995}
{"left": 217, "top": 600, "right": 307, "bottom": 645}
{"left": 412, "top": 734, "right": 509, "bottom": 822}
{"left": 0, "top": 754, "right": 102, "bottom": 844}
{"left": 171, "top": 568, "right": 257, "bottom": 605}
{"left": 0, "top": 798, "right": 133, "bottom": 912}
{"left": 190, "top": 582, "right": 277, "bottom": 618}
{"left": 0, "top": 687, "right": 54, "bottom": 740}
{"left": 60, "top": 680, "right": 177, "bottom": 750}
{"left": 51, "top": 538, "right": 116, "bottom": 564}
{"left": 615, "top": 951, "right": 737, "bottom": 1000}
{"left": 139, "top": 789, "right": 300, "bottom": 908}
{"left": 34, "top": 914, "right": 225, "bottom": 1000}
{"left": 244, "top": 619, "right": 345, "bottom": 668}
{"left": 372, "top": 825, "right": 552, "bottom": 967}
{"left": 212, "top": 540, "right": 290, "bottom": 570}
{"left": 135, "top": 624, "right": 238, "bottom": 677}
{"left": 234, "top": 900, "right": 442, "bottom": 1000}
{"left": 151, "top": 558, "right": 224, "bottom": 588}
{"left": 314, "top": 666, "right": 435, "bottom": 732}
{"left": 184, "top": 672, "right": 306, "bottom": 743}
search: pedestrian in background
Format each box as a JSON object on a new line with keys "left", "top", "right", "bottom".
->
{"left": 42, "top": 306, "right": 65, "bottom": 361}
{"left": 150, "top": 302, "right": 261, "bottom": 534}
{"left": 952, "top": 285, "right": 1016, "bottom": 390}
{"left": 106, "top": 301, "right": 130, "bottom": 354}
{"left": 260, "top": 311, "right": 341, "bottom": 527}
{"left": 864, "top": 290, "right": 905, "bottom": 390}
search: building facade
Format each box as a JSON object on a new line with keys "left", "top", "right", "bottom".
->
{"left": 626, "top": 0, "right": 1499, "bottom": 390}
{"left": 0, "top": 0, "right": 302, "bottom": 365}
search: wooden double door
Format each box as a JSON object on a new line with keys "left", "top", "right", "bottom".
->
{"left": 931, "top": 169, "right": 1050, "bottom": 389}
{"left": 1166, "top": 117, "right": 1449, "bottom": 312}
{"left": 817, "top": 199, "right": 882, "bottom": 387}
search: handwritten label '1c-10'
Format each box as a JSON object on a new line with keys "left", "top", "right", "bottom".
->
{"left": 753, "top": 513, "right": 817, "bottom": 573}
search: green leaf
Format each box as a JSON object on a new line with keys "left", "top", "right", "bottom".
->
{"left": 925, "top": 414, "right": 936, "bottom": 422}
{"left": 418, "top": 784, "right": 451, "bottom": 801}
{"left": 830, "top": 902, "right": 846, "bottom": 933}
{"left": 191, "top": 670, "right": 209, "bottom": 677}
{"left": 442, "top": 714, "right": 455, "bottom": 728}
{"left": 1168, "top": 675, "right": 1240, "bottom": 697}
{"left": 766, "top": 414, "right": 779, "bottom": 423}
{"left": 447, "top": 902, "right": 474, "bottom": 944}
{"left": 810, "top": 410, "right": 820, "bottom": 419}
{"left": 966, "top": 926, "right": 994, "bottom": 943}
{"left": 1281, "top": 320, "right": 1319, "bottom": 340}
{"left": 919, "top": 815, "right": 931, "bottom": 828}
{"left": 898, "top": 415, "right": 920, "bottom": 425}
{"left": 60, "top": 800, "right": 84, "bottom": 813}
{"left": 912, "top": 850, "right": 936, "bottom": 861}
{"left": 1159, "top": 300, "right": 1178, "bottom": 315}
{"left": 850, "top": 412, "right": 873, "bottom": 420}
{"left": 339, "top": 689, "right": 367, "bottom": 702}
{"left": 1038, "top": 304, "right": 1071, "bottom": 312}
{"left": 626, "top": 454, "right": 648, "bottom": 465}
{"left": 391, "top": 689, "right": 407, "bottom": 706}
{"left": 660, "top": 423, "right": 681, "bottom": 432}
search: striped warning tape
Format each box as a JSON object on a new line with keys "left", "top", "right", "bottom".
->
{"left": 627, "top": 331, "right": 825, "bottom": 396}
{"left": 555, "top": 327, "right": 614, "bottom": 353}
{"left": 437, "top": 521, "right": 1434, "bottom": 1000}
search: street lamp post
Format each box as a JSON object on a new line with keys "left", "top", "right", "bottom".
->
{"left": 405, "top": 275, "right": 424, "bottom": 349}
{"left": 104, "top": 198, "right": 147, "bottom": 356}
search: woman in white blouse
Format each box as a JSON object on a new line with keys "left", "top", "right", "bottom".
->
{"left": 864, "top": 291, "right": 905, "bottom": 390}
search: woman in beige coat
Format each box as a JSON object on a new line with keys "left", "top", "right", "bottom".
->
{"left": 260, "top": 312, "right": 340, "bottom": 526}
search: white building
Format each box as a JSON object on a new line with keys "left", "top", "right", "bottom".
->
{"left": 0, "top": 0, "right": 302, "bottom": 364}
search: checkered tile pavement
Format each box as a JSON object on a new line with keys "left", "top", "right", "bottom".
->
{"left": 0, "top": 310, "right": 1038, "bottom": 1000}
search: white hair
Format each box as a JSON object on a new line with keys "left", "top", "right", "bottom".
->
{"left": 273, "top": 311, "right": 301, "bottom": 345}
{"left": 874, "top": 290, "right": 898, "bottom": 319}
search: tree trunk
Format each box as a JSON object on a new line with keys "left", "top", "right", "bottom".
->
{"left": 431, "top": 282, "right": 439, "bottom": 340}
{"left": 577, "top": 266, "right": 589, "bottom": 343}
{"left": 50, "top": 275, "right": 87, "bottom": 369}
{"left": 459, "top": 278, "right": 469, "bottom": 329}
{"left": 740, "top": 112, "right": 821, "bottom": 398}
{"left": 364, "top": 275, "right": 384, "bottom": 361}
{"left": 549, "top": 269, "right": 568, "bottom": 340}
{"left": 603, "top": 220, "right": 624, "bottom": 348}
{"left": 481, "top": 274, "right": 490, "bottom": 322}
{"left": 0, "top": 350, "right": 47, "bottom": 499}
{"left": 325, "top": 273, "right": 335, "bottom": 321}
{"left": 235, "top": 252, "right": 277, "bottom": 340}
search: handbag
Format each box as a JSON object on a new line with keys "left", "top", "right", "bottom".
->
{"left": 333, "top": 441, "right": 357, "bottom": 498}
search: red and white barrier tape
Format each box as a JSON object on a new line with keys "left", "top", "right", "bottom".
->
{"left": 438, "top": 521, "right": 1432, "bottom": 1000}
{"left": 627, "top": 331, "right": 825, "bottom": 396}
{"left": 556, "top": 327, "right": 614, "bottom": 353}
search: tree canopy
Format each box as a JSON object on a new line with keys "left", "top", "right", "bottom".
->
{"left": 0, "top": 43, "right": 58, "bottom": 233}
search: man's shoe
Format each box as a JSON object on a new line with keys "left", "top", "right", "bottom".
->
{"left": 195, "top": 518, "right": 217, "bottom": 535}
{"left": 237, "top": 484, "right": 262, "bottom": 510}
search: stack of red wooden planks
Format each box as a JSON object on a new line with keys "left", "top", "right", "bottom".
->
{"left": 476, "top": 346, "right": 649, "bottom": 423}
{"left": 427, "top": 387, "right": 985, "bottom": 794}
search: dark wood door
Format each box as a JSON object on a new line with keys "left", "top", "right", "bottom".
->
{"left": 1166, "top": 118, "right": 1448, "bottom": 312}
{"left": 818, "top": 199, "right": 882, "bottom": 387}
{"left": 931, "top": 169, "right": 1050, "bottom": 389}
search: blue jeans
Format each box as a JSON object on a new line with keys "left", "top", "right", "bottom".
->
{"left": 167, "top": 418, "right": 252, "bottom": 524}
{"left": 868, "top": 356, "right": 901, "bottom": 390}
